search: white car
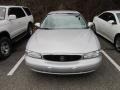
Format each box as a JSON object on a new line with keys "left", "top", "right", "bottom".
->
{"left": 93, "top": 11, "right": 120, "bottom": 51}
{"left": 25, "top": 11, "right": 102, "bottom": 75}
{"left": 0, "top": 6, "right": 34, "bottom": 59}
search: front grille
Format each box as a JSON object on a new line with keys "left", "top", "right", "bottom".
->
{"left": 43, "top": 55, "right": 82, "bottom": 62}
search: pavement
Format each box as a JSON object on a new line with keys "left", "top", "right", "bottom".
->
{"left": 0, "top": 34, "right": 120, "bottom": 90}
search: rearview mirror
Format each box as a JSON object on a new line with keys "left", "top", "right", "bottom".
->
{"left": 88, "top": 22, "right": 94, "bottom": 28}
{"left": 35, "top": 22, "right": 41, "bottom": 28}
{"left": 108, "top": 20, "right": 115, "bottom": 24}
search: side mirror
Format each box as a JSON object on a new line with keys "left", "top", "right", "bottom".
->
{"left": 108, "top": 20, "right": 115, "bottom": 24}
{"left": 88, "top": 22, "right": 94, "bottom": 28}
{"left": 35, "top": 22, "right": 41, "bottom": 28}
{"left": 9, "top": 15, "right": 16, "bottom": 20}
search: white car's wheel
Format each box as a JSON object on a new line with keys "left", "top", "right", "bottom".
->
{"left": 0, "top": 37, "right": 12, "bottom": 59}
{"left": 115, "top": 35, "right": 120, "bottom": 52}
{"left": 27, "top": 24, "right": 33, "bottom": 37}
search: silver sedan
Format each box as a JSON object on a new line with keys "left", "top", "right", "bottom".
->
{"left": 25, "top": 11, "right": 102, "bottom": 75}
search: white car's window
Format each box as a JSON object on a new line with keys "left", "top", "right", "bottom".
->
{"left": 0, "top": 8, "right": 6, "bottom": 20}
{"left": 41, "top": 14, "right": 87, "bottom": 29}
{"left": 99, "top": 12, "right": 116, "bottom": 23}
{"left": 116, "top": 13, "right": 120, "bottom": 23}
{"left": 8, "top": 8, "right": 26, "bottom": 19}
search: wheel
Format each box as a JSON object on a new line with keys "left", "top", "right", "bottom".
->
{"left": 0, "top": 37, "right": 12, "bottom": 59}
{"left": 27, "top": 24, "right": 33, "bottom": 37}
{"left": 115, "top": 35, "right": 120, "bottom": 52}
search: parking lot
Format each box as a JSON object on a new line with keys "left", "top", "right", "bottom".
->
{"left": 0, "top": 34, "right": 120, "bottom": 90}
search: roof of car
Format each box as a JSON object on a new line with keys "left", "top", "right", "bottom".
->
{"left": 48, "top": 10, "right": 80, "bottom": 15}
{"left": 0, "top": 5, "right": 24, "bottom": 8}
{"left": 106, "top": 10, "right": 120, "bottom": 14}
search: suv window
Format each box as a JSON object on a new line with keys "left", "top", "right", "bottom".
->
{"left": 23, "top": 7, "right": 31, "bottom": 16}
{"left": 99, "top": 12, "right": 117, "bottom": 24}
{"left": 8, "top": 7, "right": 25, "bottom": 18}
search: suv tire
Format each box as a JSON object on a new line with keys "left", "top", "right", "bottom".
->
{"left": 0, "top": 37, "right": 12, "bottom": 59}
{"left": 27, "top": 24, "right": 33, "bottom": 37}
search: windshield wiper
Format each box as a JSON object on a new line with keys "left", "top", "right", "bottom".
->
{"left": 40, "top": 28, "right": 52, "bottom": 30}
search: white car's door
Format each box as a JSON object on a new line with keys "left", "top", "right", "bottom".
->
{"left": 8, "top": 7, "right": 27, "bottom": 38}
{"left": 93, "top": 16, "right": 106, "bottom": 36}
{"left": 16, "top": 8, "right": 28, "bottom": 33}
{"left": 94, "top": 12, "right": 118, "bottom": 42}
{"left": 8, "top": 8, "right": 20, "bottom": 38}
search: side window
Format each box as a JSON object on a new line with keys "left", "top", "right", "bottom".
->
{"left": 99, "top": 13, "right": 109, "bottom": 21}
{"left": 8, "top": 7, "right": 26, "bottom": 19}
{"left": 107, "top": 13, "right": 116, "bottom": 24}
{"left": 99, "top": 12, "right": 117, "bottom": 24}
{"left": 23, "top": 7, "right": 32, "bottom": 16}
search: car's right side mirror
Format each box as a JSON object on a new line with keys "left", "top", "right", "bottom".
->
{"left": 108, "top": 20, "right": 115, "bottom": 25}
{"left": 35, "top": 22, "right": 41, "bottom": 28}
{"left": 88, "top": 22, "right": 94, "bottom": 28}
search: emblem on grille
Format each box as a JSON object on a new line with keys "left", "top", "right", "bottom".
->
{"left": 60, "top": 56, "right": 65, "bottom": 61}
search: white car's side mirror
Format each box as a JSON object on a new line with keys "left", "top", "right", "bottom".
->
{"left": 9, "top": 15, "right": 16, "bottom": 20}
{"left": 35, "top": 23, "right": 41, "bottom": 28}
{"left": 88, "top": 22, "right": 94, "bottom": 28}
{"left": 108, "top": 20, "right": 115, "bottom": 24}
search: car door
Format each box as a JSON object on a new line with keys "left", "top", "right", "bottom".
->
{"left": 94, "top": 12, "right": 117, "bottom": 42}
{"left": 101, "top": 13, "right": 118, "bottom": 42}
{"left": 7, "top": 8, "right": 20, "bottom": 38}
{"left": 93, "top": 13, "right": 109, "bottom": 36}
{"left": 8, "top": 7, "right": 27, "bottom": 38}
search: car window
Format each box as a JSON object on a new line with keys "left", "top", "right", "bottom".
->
{"left": 8, "top": 7, "right": 25, "bottom": 18}
{"left": 99, "top": 13, "right": 108, "bottom": 21}
{"left": 0, "top": 7, "right": 6, "bottom": 20}
{"left": 41, "top": 14, "right": 87, "bottom": 29}
{"left": 23, "top": 7, "right": 32, "bottom": 16}
{"left": 99, "top": 12, "right": 116, "bottom": 24}
{"left": 116, "top": 13, "right": 120, "bottom": 23}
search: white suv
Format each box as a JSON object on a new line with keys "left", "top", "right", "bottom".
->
{"left": 0, "top": 6, "right": 34, "bottom": 59}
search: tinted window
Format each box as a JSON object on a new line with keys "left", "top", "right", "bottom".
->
{"left": 8, "top": 8, "right": 25, "bottom": 18}
{"left": 99, "top": 12, "right": 116, "bottom": 23}
{"left": 99, "top": 13, "right": 109, "bottom": 21}
{"left": 23, "top": 7, "right": 31, "bottom": 16}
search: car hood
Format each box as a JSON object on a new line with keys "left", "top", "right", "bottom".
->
{"left": 26, "top": 29, "right": 100, "bottom": 54}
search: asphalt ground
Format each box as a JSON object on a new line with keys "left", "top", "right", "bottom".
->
{"left": 0, "top": 34, "right": 120, "bottom": 90}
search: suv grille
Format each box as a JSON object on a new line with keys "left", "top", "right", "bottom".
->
{"left": 43, "top": 55, "right": 82, "bottom": 62}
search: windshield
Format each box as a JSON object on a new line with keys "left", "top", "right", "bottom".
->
{"left": 41, "top": 14, "right": 87, "bottom": 29}
{"left": 117, "top": 13, "right": 120, "bottom": 23}
{"left": 0, "top": 8, "right": 6, "bottom": 20}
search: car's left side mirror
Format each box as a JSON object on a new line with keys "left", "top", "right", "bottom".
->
{"left": 88, "top": 22, "right": 94, "bottom": 28}
{"left": 8, "top": 15, "right": 16, "bottom": 21}
{"left": 35, "top": 22, "right": 41, "bottom": 28}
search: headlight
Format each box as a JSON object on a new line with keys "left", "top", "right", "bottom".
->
{"left": 25, "top": 50, "right": 42, "bottom": 59}
{"left": 83, "top": 50, "right": 101, "bottom": 59}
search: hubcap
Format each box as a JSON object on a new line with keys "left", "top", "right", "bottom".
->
{"left": 1, "top": 41, "right": 10, "bottom": 55}
{"left": 116, "top": 37, "right": 120, "bottom": 51}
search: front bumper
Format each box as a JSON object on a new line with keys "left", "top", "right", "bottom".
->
{"left": 25, "top": 55, "right": 102, "bottom": 75}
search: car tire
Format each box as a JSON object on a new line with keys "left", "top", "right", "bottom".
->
{"left": 27, "top": 23, "right": 33, "bottom": 37}
{"left": 115, "top": 35, "right": 120, "bottom": 52}
{"left": 0, "top": 37, "right": 12, "bottom": 59}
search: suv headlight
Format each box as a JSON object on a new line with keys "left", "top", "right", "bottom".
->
{"left": 25, "top": 50, "right": 42, "bottom": 59}
{"left": 83, "top": 50, "right": 101, "bottom": 59}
